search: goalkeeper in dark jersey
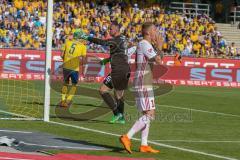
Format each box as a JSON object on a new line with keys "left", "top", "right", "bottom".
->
{"left": 75, "top": 21, "right": 131, "bottom": 124}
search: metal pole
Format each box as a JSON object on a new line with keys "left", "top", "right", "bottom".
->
{"left": 207, "top": 4, "right": 210, "bottom": 16}
{"left": 183, "top": 3, "right": 185, "bottom": 14}
{"left": 44, "top": 0, "right": 53, "bottom": 122}
{"left": 196, "top": 3, "right": 198, "bottom": 16}
{"left": 234, "top": 7, "right": 236, "bottom": 24}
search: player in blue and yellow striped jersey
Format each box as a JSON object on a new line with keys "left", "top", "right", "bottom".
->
{"left": 59, "top": 31, "right": 87, "bottom": 107}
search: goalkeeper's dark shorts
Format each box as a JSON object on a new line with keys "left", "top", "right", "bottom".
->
{"left": 111, "top": 69, "right": 131, "bottom": 91}
{"left": 63, "top": 68, "right": 79, "bottom": 85}
{"left": 103, "top": 74, "right": 113, "bottom": 89}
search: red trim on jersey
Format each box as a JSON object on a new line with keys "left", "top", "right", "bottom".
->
{"left": 138, "top": 55, "right": 147, "bottom": 88}
{"left": 144, "top": 88, "right": 150, "bottom": 110}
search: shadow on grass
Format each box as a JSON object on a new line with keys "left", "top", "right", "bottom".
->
{"left": 55, "top": 138, "right": 124, "bottom": 153}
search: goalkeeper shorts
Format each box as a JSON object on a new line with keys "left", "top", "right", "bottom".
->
{"left": 103, "top": 74, "right": 113, "bottom": 89}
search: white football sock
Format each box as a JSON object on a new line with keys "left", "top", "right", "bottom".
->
{"left": 141, "top": 119, "right": 150, "bottom": 146}
{"left": 127, "top": 115, "right": 150, "bottom": 139}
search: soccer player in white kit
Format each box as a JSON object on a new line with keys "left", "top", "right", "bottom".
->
{"left": 120, "top": 22, "right": 163, "bottom": 154}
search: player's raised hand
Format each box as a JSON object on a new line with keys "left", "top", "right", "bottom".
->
{"left": 153, "top": 32, "right": 163, "bottom": 51}
{"left": 152, "top": 31, "right": 164, "bottom": 60}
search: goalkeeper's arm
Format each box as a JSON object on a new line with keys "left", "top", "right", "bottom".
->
{"left": 100, "top": 57, "right": 110, "bottom": 65}
{"left": 74, "top": 29, "right": 111, "bottom": 46}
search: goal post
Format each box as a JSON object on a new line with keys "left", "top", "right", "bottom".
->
{"left": 44, "top": 0, "right": 54, "bottom": 122}
{"left": 0, "top": 0, "right": 105, "bottom": 121}
{"left": 0, "top": 0, "right": 58, "bottom": 121}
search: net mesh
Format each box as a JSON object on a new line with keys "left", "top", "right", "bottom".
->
{"left": 0, "top": 79, "right": 43, "bottom": 120}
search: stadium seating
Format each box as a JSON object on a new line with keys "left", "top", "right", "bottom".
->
{"left": 0, "top": 0, "right": 239, "bottom": 58}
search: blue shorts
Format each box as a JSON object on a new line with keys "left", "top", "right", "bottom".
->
{"left": 63, "top": 68, "right": 79, "bottom": 84}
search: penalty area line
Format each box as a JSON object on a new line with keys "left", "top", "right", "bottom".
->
{"left": 158, "top": 104, "right": 240, "bottom": 118}
{"left": 48, "top": 121, "right": 238, "bottom": 160}
{"left": 152, "top": 140, "right": 240, "bottom": 143}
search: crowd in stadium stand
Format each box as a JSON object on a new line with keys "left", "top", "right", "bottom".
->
{"left": 0, "top": 0, "right": 239, "bottom": 58}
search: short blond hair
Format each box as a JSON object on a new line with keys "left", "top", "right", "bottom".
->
{"left": 142, "top": 22, "right": 154, "bottom": 36}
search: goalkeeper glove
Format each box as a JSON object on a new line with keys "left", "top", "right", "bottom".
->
{"left": 100, "top": 58, "right": 110, "bottom": 65}
{"left": 73, "top": 29, "right": 89, "bottom": 40}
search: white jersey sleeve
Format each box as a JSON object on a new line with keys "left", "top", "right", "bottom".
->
{"left": 127, "top": 46, "right": 137, "bottom": 56}
{"left": 127, "top": 46, "right": 137, "bottom": 63}
{"left": 140, "top": 40, "right": 157, "bottom": 59}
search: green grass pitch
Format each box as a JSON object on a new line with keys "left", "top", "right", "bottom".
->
{"left": 0, "top": 80, "right": 239, "bottom": 160}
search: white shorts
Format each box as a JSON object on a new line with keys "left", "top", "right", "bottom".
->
{"left": 135, "top": 87, "right": 155, "bottom": 112}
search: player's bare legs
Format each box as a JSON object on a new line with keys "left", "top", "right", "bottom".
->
{"left": 114, "top": 90, "right": 124, "bottom": 99}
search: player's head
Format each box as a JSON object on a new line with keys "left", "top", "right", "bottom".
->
{"left": 110, "top": 21, "right": 120, "bottom": 37}
{"left": 142, "top": 22, "right": 157, "bottom": 41}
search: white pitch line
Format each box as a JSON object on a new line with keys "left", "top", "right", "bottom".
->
{"left": 0, "top": 110, "right": 30, "bottom": 118}
{"left": 174, "top": 90, "right": 240, "bottom": 95}
{"left": 147, "top": 140, "right": 239, "bottom": 160}
{"left": 0, "top": 105, "right": 239, "bottom": 159}
{"left": 49, "top": 121, "right": 239, "bottom": 160}
{"left": 152, "top": 140, "right": 240, "bottom": 143}
{"left": 0, "top": 109, "right": 41, "bottom": 121}
{"left": 0, "top": 130, "right": 32, "bottom": 134}
{"left": 0, "top": 117, "right": 41, "bottom": 121}
{"left": 158, "top": 104, "right": 240, "bottom": 118}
